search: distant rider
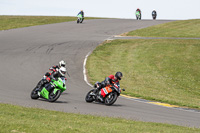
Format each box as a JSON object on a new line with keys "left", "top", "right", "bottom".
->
{"left": 35, "top": 60, "right": 66, "bottom": 91}
{"left": 45, "top": 67, "right": 67, "bottom": 92}
{"left": 152, "top": 9, "right": 157, "bottom": 20}
{"left": 136, "top": 8, "right": 142, "bottom": 18}
{"left": 77, "top": 10, "right": 84, "bottom": 21}
{"left": 94, "top": 72, "right": 123, "bottom": 101}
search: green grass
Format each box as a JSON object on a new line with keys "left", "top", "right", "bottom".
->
{"left": 86, "top": 39, "right": 200, "bottom": 109}
{"left": 126, "top": 19, "right": 200, "bottom": 38}
{"left": 0, "top": 15, "right": 103, "bottom": 31}
{"left": 0, "top": 103, "right": 199, "bottom": 133}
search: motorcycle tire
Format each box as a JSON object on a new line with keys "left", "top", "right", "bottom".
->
{"left": 85, "top": 89, "right": 95, "bottom": 103}
{"left": 80, "top": 20, "right": 83, "bottom": 23}
{"left": 77, "top": 19, "right": 79, "bottom": 23}
{"left": 104, "top": 92, "right": 118, "bottom": 106}
{"left": 48, "top": 90, "right": 61, "bottom": 102}
{"left": 30, "top": 87, "right": 39, "bottom": 99}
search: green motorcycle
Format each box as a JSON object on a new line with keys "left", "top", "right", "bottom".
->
{"left": 77, "top": 14, "right": 83, "bottom": 23}
{"left": 135, "top": 11, "right": 141, "bottom": 20}
{"left": 31, "top": 77, "right": 66, "bottom": 102}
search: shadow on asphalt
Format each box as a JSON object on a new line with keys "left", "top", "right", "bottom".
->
{"left": 90, "top": 102, "right": 125, "bottom": 107}
{"left": 37, "top": 98, "right": 68, "bottom": 104}
{"left": 54, "top": 100, "right": 68, "bottom": 104}
{"left": 111, "top": 104, "right": 124, "bottom": 107}
{"left": 61, "top": 92, "right": 69, "bottom": 95}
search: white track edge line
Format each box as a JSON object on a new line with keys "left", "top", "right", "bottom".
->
{"left": 83, "top": 51, "right": 93, "bottom": 87}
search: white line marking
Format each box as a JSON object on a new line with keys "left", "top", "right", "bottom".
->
{"left": 83, "top": 51, "right": 93, "bottom": 87}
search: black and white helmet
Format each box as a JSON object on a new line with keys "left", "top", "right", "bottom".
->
{"left": 58, "top": 67, "right": 66, "bottom": 76}
{"left": 59, "top": 60, "right": 66, "bottom": 67}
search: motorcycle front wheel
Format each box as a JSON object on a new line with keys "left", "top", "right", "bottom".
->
{"left": 30, "top": 87, "right": 39, "bottom": 99}
{"left": 48, "top": 90, "right": 61, "bottom": 102}
{"left": 104, "top": 92, "right": 118, "bottom": 106}
{"left": 85, "top": 89, "right": 95, "bottom": 103}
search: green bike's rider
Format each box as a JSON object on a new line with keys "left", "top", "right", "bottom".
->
{"left": 77, "top": 10, "right": 84, "bottom": 21}
{"left": 136, "top": 8, "right": 142, "bottom": 18}
{"left": 45, "top": 67, "right": 67, "bottom": 93}
{"left": 35, "top": 60, "right": 66, "bottom": 91}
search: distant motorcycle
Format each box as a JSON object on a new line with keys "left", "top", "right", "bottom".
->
{"left": 136, "top": 11, "right": 141, "bottom": 20}
{"left": 31, "top": 77, "right": 66, "bottom": 102}
{"left": 152, "top": 12, "right": 156, "bottom": 20}
{"left": 85, "top": 82, "right": 125, "bottom": 106}
{"left": 77, "top": 14, "right": 83, "bottom": 23}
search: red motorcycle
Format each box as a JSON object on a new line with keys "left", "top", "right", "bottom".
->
{"left": 85, "top": 82, "right": 125, "bottom": 106}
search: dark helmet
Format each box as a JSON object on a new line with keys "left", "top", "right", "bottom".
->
{"left": 115, "top": 72, "right": 123, "bottom": 80}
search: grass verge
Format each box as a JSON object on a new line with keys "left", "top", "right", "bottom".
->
{"left": 0, "top": 103, "right": 199, "bottom": 133}
{"left": 0, "top": 15, "right": 103, "bottom": 31}
{"left": 86, "top": 39, "right": 200, "bottom": 109}
{"left": 126, "top": 19, "right": 200, "bottom": 38}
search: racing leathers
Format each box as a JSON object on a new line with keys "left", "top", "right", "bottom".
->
{"left": 94, "top": 75, "right": 120, "bottom": 101}
{"left": 77, "top": 11, "right": 84, "bottom": 21}
{"left": 136, "top": 9, "right": 141, "bottom": 14}
{"left": 45, "top": 71, "right": 66, "bottom": 92}
{"left": 49, "top": 65, "right": 59, "bottom": 72}
{"left": 136, "top": 9, "right": 142, "bottom": 19}
{"left": 35, "top": 65, "right": 59, "bottom": 91}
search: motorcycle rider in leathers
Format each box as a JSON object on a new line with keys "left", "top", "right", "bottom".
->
{"left": 94, "top": 72, "right": 123, "bottom": 101}
{"left": 35, "top": 60, "right": 66, "bottom": 91}
{"left": 136, "top": 8, "right": 142, "bottom": 18}
{"left": 45, "top": 67, "right": 67, "bottom": 93}
{"left": 77, "top": 10, "right": 84, "bottom": 22}
{"left": 152, "top": 9, "right": 157, "bottom": 19}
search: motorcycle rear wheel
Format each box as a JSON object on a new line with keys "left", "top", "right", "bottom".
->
{"left": 30, "top": 87, "right": 39, "bottom": 99}
{"left": 48, "top": 90, "right": 61, "bottom": 102}
{"left": 85, "top": 89, "right": 95, "bottom": 103}
{"left": 80, "top": 19, "right": 83, "bottom": 23}
{"left": 104, "top": 92, "right": 118, "bottom": 106}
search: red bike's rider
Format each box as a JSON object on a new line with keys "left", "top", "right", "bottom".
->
{"left": 94, "top": 72, "right": 123, "bottom": 101}
{"left": 35, "top": 60, "right": 66, "bottom": 91}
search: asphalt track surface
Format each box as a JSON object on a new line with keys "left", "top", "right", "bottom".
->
{"left": 0, "top": 19, "right": 200, "bottom": 128}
